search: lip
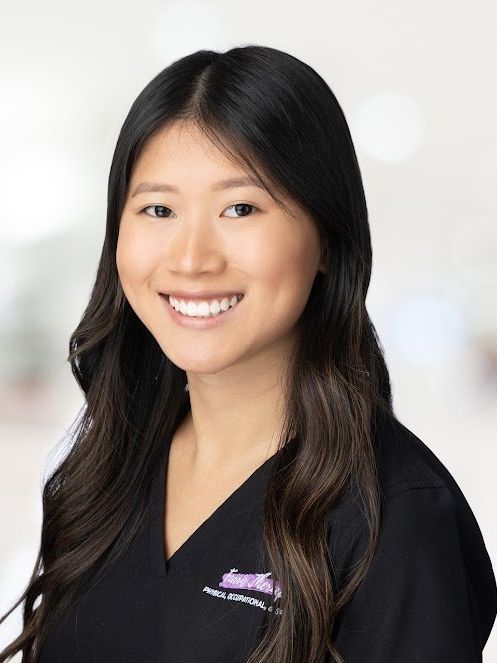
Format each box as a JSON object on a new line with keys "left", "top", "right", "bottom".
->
{"left": 160, "top": 293, "right": 244, "bottom": 329}
{"left": 162, "top": 290, "right": 243, "bottom": 303}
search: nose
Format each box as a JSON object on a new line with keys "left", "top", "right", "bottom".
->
{"left": 167, "top": 215, "right": 225, "bottom": 276}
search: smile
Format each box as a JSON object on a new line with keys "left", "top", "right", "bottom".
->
{"left": 160, "top": 293, "right": 244, "bottom": 329}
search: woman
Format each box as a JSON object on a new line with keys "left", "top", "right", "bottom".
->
{"left": 1, "top": 45, "right": 495, "bottom": 663}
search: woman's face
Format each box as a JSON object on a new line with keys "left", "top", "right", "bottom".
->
{"left": 116, "top": 121, "right": 325, "bottom": 377}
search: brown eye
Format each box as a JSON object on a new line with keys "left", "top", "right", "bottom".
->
{"left": 141, "top": 205, "right": 174, "bottom": 218}
{"left": 223, "top": 203, "right": 258, "bottom": 218}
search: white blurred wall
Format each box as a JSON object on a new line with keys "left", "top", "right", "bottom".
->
{"left": 1, "top": 0, "right": 496, "bottom": 660}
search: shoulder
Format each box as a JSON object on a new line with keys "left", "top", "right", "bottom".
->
{"left": 372, "top": 412, "right": 495, "bottom": 581}
{"left": 327, "top": 411, "right": 497, "bottom": 654}
{"left": 329, "top": 409, "right": 494, "bottom": 569}
{"left": 328, "top": 409, "right": 460, "bottom": 560}
{"left": 373, "top": 409, "right": 464, "bottom": 500}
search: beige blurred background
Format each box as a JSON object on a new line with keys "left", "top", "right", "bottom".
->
{"left": 1, "top": 0, "right": 496, "bottom": 660}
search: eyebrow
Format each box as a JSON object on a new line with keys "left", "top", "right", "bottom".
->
{"left": 130, "top": 176, "right": 266, "bottom": 198}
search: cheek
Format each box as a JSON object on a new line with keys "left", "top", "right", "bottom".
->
{"left": 116, "top": 221, "right": 156, "bottom": 288}
{"left": 243, "top": 224, "right": 318, "bottom": 319}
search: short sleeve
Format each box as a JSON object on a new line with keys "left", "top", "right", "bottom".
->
{"left": 331, "top": 486, "right": 496, "bottom": 663}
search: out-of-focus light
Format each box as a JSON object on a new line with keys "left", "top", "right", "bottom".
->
{"left": 386, "top": 293, "right": 467, "bottom": 362}
{"left": 0, "top": 141, "right": 89, "bottom": 246}
{"left": 351, "top": 93, "right": 425, "bottom": 162}
{"left": 448, "top": 214, "right": 497, "bottom": 333}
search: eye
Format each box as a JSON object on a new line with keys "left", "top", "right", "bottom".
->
{"left": 223, "top": 203, "right": 259, "bottom": 218}
{"left": 139, "top": 205, "right": 174, "bottom": 218}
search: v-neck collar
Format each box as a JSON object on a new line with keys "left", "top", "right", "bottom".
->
{"left": 147, "top": 435, "right": 295, "bottom": 578}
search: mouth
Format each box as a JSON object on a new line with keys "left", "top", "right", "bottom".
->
{"left": 160, "top": 293, "right": 244, "bottom": 321}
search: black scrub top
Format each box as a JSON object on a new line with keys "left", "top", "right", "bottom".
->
{"left": 38, "top": 413, "right": 497, "bottom": 662}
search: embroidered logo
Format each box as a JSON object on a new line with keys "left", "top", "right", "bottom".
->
{"left": 219, "top": 568, "right": 282, "bottom": 599}
{"left": 202, "top": 568, "right": 283, "bottom": 614}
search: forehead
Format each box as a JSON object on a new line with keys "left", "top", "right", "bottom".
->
{"left": 133, "top": 121, "right": 239, "bottom": 177}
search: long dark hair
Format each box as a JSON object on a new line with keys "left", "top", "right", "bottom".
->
{"left": 0, "top": 44, "right": 393, "bottom": 662}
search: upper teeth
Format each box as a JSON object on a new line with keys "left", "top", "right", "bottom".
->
{"left": 168, "top": 294, "right": 243, "bottom": 317}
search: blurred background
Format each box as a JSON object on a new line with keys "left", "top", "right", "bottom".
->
{"left": 1, "top": 0, "right": 496, "bottom": 660}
